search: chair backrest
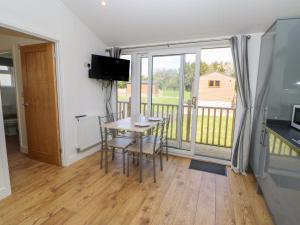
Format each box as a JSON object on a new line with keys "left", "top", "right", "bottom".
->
{"left": 98, "top": 115, "right": 115, "bottom": 149}
{"left": 162, "top": 114, "right": 171, "bottom": 142}
{"left": 110, "top": 111, "right": 125, "bottom": 121}
{"left": 152, "top": 118, "right": 166, "bottom": 153}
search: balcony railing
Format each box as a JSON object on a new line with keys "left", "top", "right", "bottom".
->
{"left": 269, "top": 132, "right": 299, "bottom": 157}
{"left": 117, "top": 100, "right": 236, "bottom": 148}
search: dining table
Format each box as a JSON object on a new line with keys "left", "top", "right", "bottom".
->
{"left": 102, "top": 115, "right": 161, "bottom": 182}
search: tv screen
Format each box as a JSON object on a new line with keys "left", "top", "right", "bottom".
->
{"left": 89, "top": 54, "right": 130, "bottom": 81}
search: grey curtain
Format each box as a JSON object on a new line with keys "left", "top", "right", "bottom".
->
{"left": 105, "top": 47, "right": 122, "bottom": 116}
{"left": 230, "top": 36, "right": 252, "bottom": 174}
{"left": 108, "top": 47, "right": 122, "bottom": 58}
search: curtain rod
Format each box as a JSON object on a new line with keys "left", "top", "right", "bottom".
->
{"left": 106, "top": 35, "right": 251, "bottom": 51}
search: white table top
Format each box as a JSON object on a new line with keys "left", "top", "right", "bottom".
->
{"left": 103, "top": 116, "right": 159, "bottom": 133}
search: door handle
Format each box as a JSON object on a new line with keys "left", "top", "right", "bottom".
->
{"left": 22, "top": 103, "right": 29, "bottom": 107}
{"left": 191, "top": 97, "right": 197, "bottom": 109}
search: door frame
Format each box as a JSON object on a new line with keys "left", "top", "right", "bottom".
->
{"left": 135, "top": 48, "right": 202, "bottom": 151}
{"left": 16, "top": 41, "right": 65, "bottom": 164}
{"left": 0, "top": 22, "right": 65, "bottom": 200}
{"left": 123, "top": 42, "right": 234, "bottom": 157}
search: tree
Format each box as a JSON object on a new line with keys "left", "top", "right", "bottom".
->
{"left": 200, "top": 61, "right": 209, "bottom": 75}
{"left": 153, "top": 69, "right": 179, "bottom": 91}
{"left": 184, "top": 62, "right": 195, "bottom": 91}
{"left": 118, "top": 81, "right": 127, "bottom": 89}
{"left": 146, "top": 60, "right": 234, "bottom": 93}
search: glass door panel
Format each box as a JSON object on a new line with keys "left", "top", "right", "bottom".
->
{"left": 193, "top": 47, "right": 236, "bottom": 160}
{"left": 152, "top": 55, "right": 181, "bottom": 147}
{"left": 135, "top": 47, "right": 235, "bottom": 160}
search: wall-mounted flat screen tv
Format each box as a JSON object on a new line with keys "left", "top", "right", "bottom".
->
{"left": 89, "top": 54, "right": 130, "bottom": 81}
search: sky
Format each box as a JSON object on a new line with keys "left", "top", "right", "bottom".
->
{"left": 121, "top": 47, "right": 233, "bottom": 77}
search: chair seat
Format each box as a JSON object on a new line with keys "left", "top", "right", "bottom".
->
{"left": 143, "top": 135, "right": 163, "bottom": 143}
{"left": 107, "top": 137, "right": 134, "bottom": 149}
{"left": 127, "top": 142, "right": 160, "bottom": 155}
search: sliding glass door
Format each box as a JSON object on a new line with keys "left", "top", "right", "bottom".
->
{"left": 137, "top": 53, "right": 199, "bottom": 150}
{"left": 193, "top": 48, "right": 236, "bottom": 160}
{"left": 132, "top": 46, "right": 236, "bottom": 160}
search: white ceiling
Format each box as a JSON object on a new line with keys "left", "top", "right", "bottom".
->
{"left": 61, "top": 0, "right": 300, "bottom": 46}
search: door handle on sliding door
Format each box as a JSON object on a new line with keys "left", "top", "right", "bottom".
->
{"left": 191, "top": 97, "right": 197, "bottom": 109}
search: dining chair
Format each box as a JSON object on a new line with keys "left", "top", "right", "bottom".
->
{"left": 110, "top": 111, "right": 125, "bottom": 121}
{"left": 111, "top": 111, "right": 136, "bottom": 139}
{"left": 162, "top": 115, "right": 170, "bottom": 161}
{"left": 126, "top": 119, "right": 165, "bottom": 183}
{"left": 98, "top": 115, "right": 134, "bottom": 174}
{"left": 143, "top": 115, "right": 171, "bottom": 161}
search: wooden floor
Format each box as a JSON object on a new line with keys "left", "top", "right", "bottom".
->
{"left": 0, "top": 136, "right": 274, "bottom": 225}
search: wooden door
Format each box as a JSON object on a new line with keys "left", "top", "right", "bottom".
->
{"left": 20, "top": 43, "right": 61, "bottom": 165}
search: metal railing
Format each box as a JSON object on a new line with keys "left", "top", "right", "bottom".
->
{"left": 117, "top": 100, "right": 236, "bottom": 148}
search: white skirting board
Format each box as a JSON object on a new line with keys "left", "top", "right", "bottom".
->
{"left": 75, "top": 115, "right": 101, "bottom": 152}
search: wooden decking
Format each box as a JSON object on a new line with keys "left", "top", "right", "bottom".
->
{"left": 0, "top": 137, "right": 274, "bottom": 225}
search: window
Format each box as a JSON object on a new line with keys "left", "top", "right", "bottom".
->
{"left": 0, "top": 66, "right": 9, "bottom": 71}
{"left": 208, "top": 80, "right": 220, "bottom": 88}
{"left": 0, "top": 66, "right": 14, "bottom": 87}
{"left": 208, "top": 80, "right": 214, "bottom": 87}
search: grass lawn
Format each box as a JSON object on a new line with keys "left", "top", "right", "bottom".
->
{"left": 167, "top": 113, "right": 234, "bottom": 148}
{"left": 118, "top": 88, "right": 235, "bottom": 148}
{"left": 119, "top": 89, "right": 191, "bottom": 105}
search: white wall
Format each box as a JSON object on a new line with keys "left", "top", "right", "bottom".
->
{"left": 0, "top": 0, "right": 107, "bottom": 200}
{"left": 0, "top": 90, "right": 11, "bottom": 199}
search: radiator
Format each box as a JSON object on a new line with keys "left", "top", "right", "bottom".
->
{"left": 75, "top": 115, "right": 101, "bottom": 152}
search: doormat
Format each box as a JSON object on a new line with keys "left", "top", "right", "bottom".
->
{"left": 189, "top": 160, "right": 227, "bottom": 176}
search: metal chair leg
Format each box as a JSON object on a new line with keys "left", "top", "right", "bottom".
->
{"left": 160, "top": 151, "right": 163, "bottom": 171}
{"left": 100, "top": 149, "right": 103, "bottom": 169}
{"left": 166, "top": 142, "right": 169, "bottom": 161}
{"left": 132, "top": 153, "right": 135, "bottom": 164}
{"left": 105, "top": 148, "right": 108, "bottom": 174}
{"left": 127, "top": 153, "right": 130, "bottom": 177}
{"left": 153, "top": 155, "right": 156, "bottom": 183}
{"left": 122, "top": 150, "right": 126, "bottom": 174}
{"left": 112, "top": 148, "right": 115, "bottom": 160}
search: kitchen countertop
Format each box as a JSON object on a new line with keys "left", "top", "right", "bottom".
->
{"left": 266, "top": 120, "right": 300, "bottom": 150}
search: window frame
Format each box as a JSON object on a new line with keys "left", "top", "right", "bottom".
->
{"left": 0, "top": 66, "right": 15, "bottom": 87}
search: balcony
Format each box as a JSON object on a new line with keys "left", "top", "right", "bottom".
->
{"left": 117, "top": 100, "right": 235, "bottom": 160}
